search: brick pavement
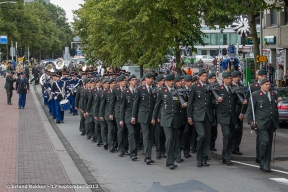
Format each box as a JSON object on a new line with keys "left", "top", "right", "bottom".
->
{"left": 0, "top": 78, "right": 74, "bottom": 192}
{"left": 0, "top": 78, "right": 18, "bottom": 191}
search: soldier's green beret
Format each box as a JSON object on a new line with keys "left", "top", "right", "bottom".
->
{"left": 155, "top": 74, "right": 164, "bottom": 83}
{"left": 108, "top": 78, "right": 115, "bottom": 84}
{"left": 222, "top": 71, "right": 232, "bottom": 78}
{"left": 197, "top": 69, "right": 207, "bottom": 76}
{"left": 102, "top": 78, "right": 108, "bottom": 84}
{"left": 82, "top": 78, "right": 89, "bottom": 83}
{"left": 165, "top": 74, "right": 175, "bottom": 81}
{"left": 208, "top": 73, "right": 216, "bottom": 79}
{"left": 192, "top": 76, "right": 198, "bottom": 82}
{"left": 231, "top": 70, "right": 241, "bottom": 77}
{"left": 116, "top": 74, "right": 126, "bottom": 82}
{"left": 90, "top": 79, "right": 95, "bottom": 83}
{"left": 175, "top": 76, "right": 183, "bottom": 82}
{"left": 128, "top": 74, "right": 136, "bottom": 81}
{"left": 145, "top": 72, "right": 154, "bottom": 78}
{"left": 184, "top": 75, "right": 192, "bottom": 81}
{"left": 258, "top": 69, "right": 267, "bottom": 76}
{"left": 259, "top": 78, "right": 270, "bottom": 85}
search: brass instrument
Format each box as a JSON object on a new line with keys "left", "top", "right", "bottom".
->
{"left": 76, "top": 61, "right": 86, "bottom": 71}
{"left": 55, "top": 58, "right": 64, "bottom": 70}
{"left": 45, "top": 61, "right": 56, "bottom": 72}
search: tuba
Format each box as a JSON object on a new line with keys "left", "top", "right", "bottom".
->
{"left": 76, "top": 61, "right": 86, "bottom": 71}
{"left": 45, "top": 61, "right": 56, "bottom": 72}
{"left": 55, "top": 58, "right": 64, "bottom": 70}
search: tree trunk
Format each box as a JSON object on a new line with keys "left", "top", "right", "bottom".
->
{"left": 248, "top": 13, "right": 260, "bottom": 72}
{"left": 140, "top": 64, "right": 144, "bottom": 77}
{"left": 175, "top": 37, "right": 181, "bottom": 74}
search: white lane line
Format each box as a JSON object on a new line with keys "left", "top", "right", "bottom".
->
{"left": 233, "top": 161, "right": 288, "bottom": 175}
{"left": 269, "top": 178, "right": 288, "bottom": 185}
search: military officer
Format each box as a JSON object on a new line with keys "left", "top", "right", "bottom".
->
{"left": 100, "top": 78, "right": 117, "bottom": 151}
{"left": 231, "top": 70, "right": 248, "bottom": 155}
{"left": 153, "top": 74, "right": 166, "bottom": 159}
{"left": 188, "top": 69, "right": 221, "bottom": 167}
{"left": 83, "top": 80, "right": 93, "bottom": 139}
{"left": 246, "top": 69, "right": 267, "bottom": 164}
{"left": 4, "top": 71, "right": 17, "bottom": 105}
{"left": 152, "top": 74, "right": 183, "bottom": 169}
{"left": 132, "top": 72, "right": 156, "bottom": 165}
{"left": 120, "top": 74, "right": 140, "bottom": 160}
{"left": 247, "top": 78, "right": 280, "bottom": 172}
{"left": 207, "top": 73, "right": 218, "bottom": 151}
{"left": 215, "top": 71, "right": 246, "bottom": 165}
{"left": 109, "top": 75, "right": 129, "bottom": 156}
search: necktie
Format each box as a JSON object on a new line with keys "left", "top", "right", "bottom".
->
{"left": 148, "top": 86, "right": 151, "bottom": 94}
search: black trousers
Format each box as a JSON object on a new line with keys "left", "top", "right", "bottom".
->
{"left": 6, "top": 89, "right": 13, "bottom": 104}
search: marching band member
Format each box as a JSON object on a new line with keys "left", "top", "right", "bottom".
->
{"left": 66, "top": 72, "right": 81, "bottom": 115}
{"left": 51, "top": 71, "right": 66, "bottom": 124}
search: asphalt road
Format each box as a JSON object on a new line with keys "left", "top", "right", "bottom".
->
{"left": 34, "top": 86, "right": 288, "bottom": 192}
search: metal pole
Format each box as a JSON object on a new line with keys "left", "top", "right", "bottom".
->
{"left": 260, "top": 10, "right": 263, "bottom": 56}
{"left": 16, "top": 42, "right": 18, "bottom": 64}
{"left": 11, "top": 40, "right": 13, "bottom": 61}
{"left": 6, "top": 42, "right": 8, "bottom": 61}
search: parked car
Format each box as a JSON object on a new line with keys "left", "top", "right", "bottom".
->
{"left": 195, "top": 55, "right": 214, "bottom": 66}
{"left": 275, "top": 87, "right": 288, "bottom": 123}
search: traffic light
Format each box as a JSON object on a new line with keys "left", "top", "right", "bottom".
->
{"left": 222, "top": 48, "right": 227, "bottom": 55}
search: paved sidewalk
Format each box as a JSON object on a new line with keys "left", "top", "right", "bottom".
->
{"left": 0, "top": 78, "right": 89, "bottom": 192}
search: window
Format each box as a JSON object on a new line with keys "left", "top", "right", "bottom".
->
{"left": 271, "top": 9, "right": 278, "bottom": 26}
{"left": 285, "top": 8, "right": 288, "bottom": 24}
{"left": 203, "top": 34, "right": 210, "bottom": 45}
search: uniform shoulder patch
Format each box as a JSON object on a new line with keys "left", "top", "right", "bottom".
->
{"left": 220, "top": 85, "right": 224, "bottom": 89}
{"left": 270, "top": 91, "right": 274, "bottom": 96}
{"left": 164, "top": 88, "right": 168, "bottom": 92}
{"left": 127, "top": 89, "right": 130, "bottom": 93}
{"left": 117, "top": 87, "right": 120, "bottom": 90}
{"left": 259, "top": 91, "right": 263, "bottom": 96}
{"left": 255, "top": 83, "right": 258, "bottom": 87}
{"left": 142, "top": 85, "right": 146, "bottom": 90}
{"left": 197, "top": 83, "right": 200, "bottom": 87}
{"left": 108, "top": 90, "right": 110, "bottom": 94}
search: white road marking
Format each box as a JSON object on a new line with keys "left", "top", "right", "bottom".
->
{"left": 269, "top": 178, "right": 288, "bottom": 185}
{"left": 232, "top": 161, "right": 288, "bottom": 175}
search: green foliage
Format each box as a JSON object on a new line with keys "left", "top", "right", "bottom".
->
{"left": 0, "top": 0, "right": 72, "bottom": 60}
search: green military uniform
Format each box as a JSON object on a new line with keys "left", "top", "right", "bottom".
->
{"left": 231, "top": 82, "right": 247, "bottom": 154}
{"left": 153, "top": 83, "right": 181, "bottom": 169}
{"left": 120, "top": 86, "right": 140, "bottom": 159}
{"left": 75, "top": 83, "right": 86, "bottom": 135}
{"left": 215, "top": 83, "right": 238, "bottom": 163}
{"left": 92, "top": 87, "right": 103, "bottom": 144}
{"left": 100, "top": 88, "right": 117, "bottom": 151}
{"left": 247, "top": 86, "right": 279, "bottom": 171}
{"left": 4, "top": 73, "right": 17, "bottom": 104}
{"left": 83, "top": 88, "right": 94, "bottom": 139}
{"left": 110, "top": 85, "right": 127, "bottom": 154}
{"left": 187, "top": 72, "right": 216, "bottom": 166}
{"left": 87, "top": 87, "right": 101, "bottom": 143}
{"left": 132, "top": 83, "right": 156, "bottom": 162}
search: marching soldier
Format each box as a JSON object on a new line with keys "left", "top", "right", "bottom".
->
{"left": 231, "top": 70, "right": 248, "bottom": 155}
{"left": 188, "top": 69, "right": 221, "bottom": 167}
{"left": 153, "top": 74, "right": 166, "bottom": 159}
{"left": 120, "top": 74, "right": 140, "bottom": 160}
{"left": 82, "top": 80, "right": 93, "bottom": 139}
{"left": 207, "top": 73, "right": 218, "bottom": 151}
{"left": 215, "top": 71, "right": 246, "bottom": 165}
{"left": 110, "top": 75, "right": 129, "bottom": 156}
{"left": 100, "top": 78, "right": 117, "bottom": 151}
{"left": 152, "top": 74, "right": 183, "bottom": 169}
{"left": 75, "top": 75, "right": 88, "bottom": 135}
{"left": 4, "top": 71, "right": 17, "bottom": 105}
{"left": 51, "top": 71, "right": 66, "bottom": 124}
{"left": 132, "top": 72, "right": 156, "bottom": 165}
{"left": 93, "top": 79, "right": 103, "bottom": 145}
{"left": 246, "top": 69, "right": 267, "bottom": 164}
{"left": 174, "top": 76, "right": 185, "bottom": 163}
{"left": 247, "top": 78, "right": 280, "bottom": 172}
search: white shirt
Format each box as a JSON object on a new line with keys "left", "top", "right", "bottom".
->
{"left": 146, "top": 85, "right": 152, "bottom": 93}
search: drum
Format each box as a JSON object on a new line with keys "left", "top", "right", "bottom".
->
{"left": 60, "top": 99, "right": 71, "bottom": 111}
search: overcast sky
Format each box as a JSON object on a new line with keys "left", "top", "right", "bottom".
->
{"left": 50, "top": 0, "right": 84, "bottom": 23}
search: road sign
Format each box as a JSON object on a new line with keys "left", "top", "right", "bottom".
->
{"left": 0, "top": 36, "right": 7, "bottom": 44}
{"left": 76, "top": 50, "right": 82, "bottom": 55}
{"left": 242, "top": 46, "right": 252, "bottom": 53}
{"left": 229, "top": 45, "right": 235, "bottom": 55}
{"left": 256, "top": 55, "right": 267, "bottom": 62}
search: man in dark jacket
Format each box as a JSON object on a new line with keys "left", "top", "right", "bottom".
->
{"left": 4, "top": 71, "right": 17, "bottom": 105}
{"left": 16, "top": 72, "right": 29, "bottom": 109}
